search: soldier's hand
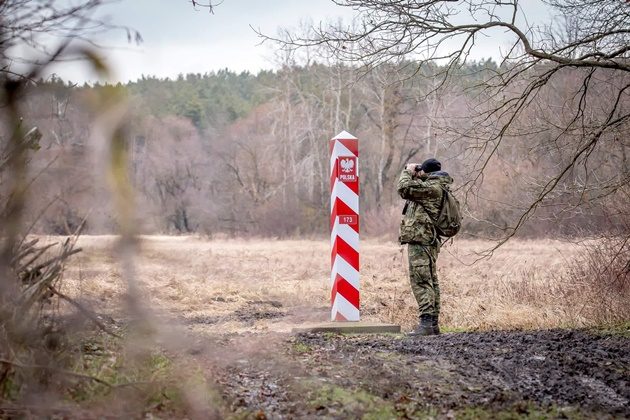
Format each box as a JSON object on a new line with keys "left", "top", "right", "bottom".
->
{"left": 406, "top": 163, "right": 417, "bottom": 172}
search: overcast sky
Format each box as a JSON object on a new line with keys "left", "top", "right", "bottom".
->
{"left": 47, "top": 0, "right": 554, "bottom": 84}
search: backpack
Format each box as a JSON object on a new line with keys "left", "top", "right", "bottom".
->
{"left": 434, "top": 187, "right": 462, "bottom": 238}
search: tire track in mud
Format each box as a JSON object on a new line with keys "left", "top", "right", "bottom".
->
{"left": 212, "top": 329, "right": 629, "bottom": 418}
{"left": 382, "top": 330, "right": 630, "bottom": 413}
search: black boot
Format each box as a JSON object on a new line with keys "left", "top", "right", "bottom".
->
{"left": 408, "top": 314, "right": 435, "bottom": 337}
{"left": 431, "top": 314, "right": 441, "bottom": 335}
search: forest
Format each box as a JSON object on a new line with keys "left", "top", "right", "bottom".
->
{"left": 18, "top": 59, "right": 629, "bottom": 239}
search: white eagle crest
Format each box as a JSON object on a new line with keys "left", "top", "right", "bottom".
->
{"left": 340, "top": 158, "right": 354, "bottom": 173}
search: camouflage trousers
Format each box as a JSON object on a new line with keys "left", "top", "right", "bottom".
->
{"left": 407, "top": 244, "right": 440, "bottom": 316}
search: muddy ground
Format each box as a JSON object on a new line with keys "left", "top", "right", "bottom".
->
{"left": 203, "top": 324, "right": 629, "bottom": 419}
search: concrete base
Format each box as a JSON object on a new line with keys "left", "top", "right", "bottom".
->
{"left": 292, "top": 321, "right": 401, "bottom": 334}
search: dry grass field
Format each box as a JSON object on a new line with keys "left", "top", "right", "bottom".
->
{"left": 60, "top": 235, "right": 591, "bottom": 333}
{"left": 14, "top": 235, "right": 627, "bottom": 418}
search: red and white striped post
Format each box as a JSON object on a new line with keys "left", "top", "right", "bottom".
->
{"left": 329, "top": 131, "right": 360, "bottom": 321}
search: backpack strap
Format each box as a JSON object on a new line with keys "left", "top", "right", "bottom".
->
{"left": 431, "top": 187, "right": 449, "bottom": 240}
{"left": 437, "top": 186, "right": 448, "bottom": 221}
{"left": 402, "top": 200, "right": 410, "bottom": 215}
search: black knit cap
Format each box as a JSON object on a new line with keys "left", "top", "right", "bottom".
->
{"left": 420, "top": 158, "right": 441, "bottom": 173}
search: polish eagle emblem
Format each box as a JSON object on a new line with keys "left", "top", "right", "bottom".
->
{"left": 340, "top": 158, "right": 355, "bottom": 173}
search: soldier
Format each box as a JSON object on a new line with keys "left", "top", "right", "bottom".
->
{"left": 397, "top": 158, "right": 453, "bottom": 336}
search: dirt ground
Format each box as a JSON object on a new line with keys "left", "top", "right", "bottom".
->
{"left": 54, "top": 236, "right": 629, "bottom": 418}
{"left": 205, "top": 328, "right": 630, "bottom": 418}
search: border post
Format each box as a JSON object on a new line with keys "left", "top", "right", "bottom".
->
{"left": 329, "top": 131, "right": 360, "bottom": 321}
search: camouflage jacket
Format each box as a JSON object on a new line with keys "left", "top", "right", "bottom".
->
{"left": 397, "top": 169, "right": 454, "bottom": 245}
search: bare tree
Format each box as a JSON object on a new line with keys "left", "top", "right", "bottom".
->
{"left": 268, "top": 0, "right": 630, "bottom": 246}
{"left": 189, "top": 0, "right": 221, "bottom": 12}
